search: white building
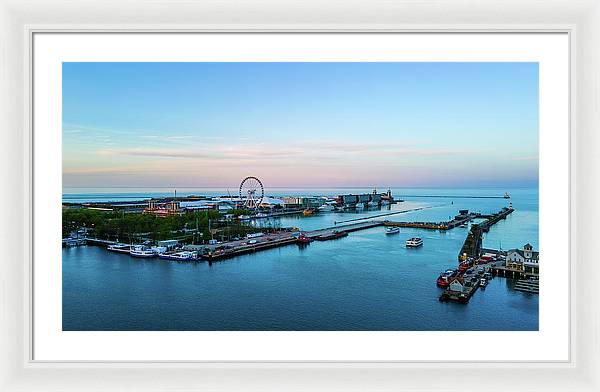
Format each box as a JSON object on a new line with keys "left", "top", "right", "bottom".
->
{"left": 506, "top": 243, "right": 539, "bottom": 273}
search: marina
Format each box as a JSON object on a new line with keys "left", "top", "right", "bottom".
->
{"left": 63, "top": 187, "right": 539, "bottom": 330}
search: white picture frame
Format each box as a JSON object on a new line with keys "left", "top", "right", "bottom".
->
{"left": 1, "top": 0, "right": 598, "bottom": 391}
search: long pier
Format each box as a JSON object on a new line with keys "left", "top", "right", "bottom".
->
{"left": 458, "top": 207, "right": 514, "bottom": 261}
{"left": 332, "top": 204, "right": 443, "bottom": 225}
{"left": 383, "top": 212, "right": 479, "bottom": 231}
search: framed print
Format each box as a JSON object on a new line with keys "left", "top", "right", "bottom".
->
{"left": 33, "top": 32, "right": 568, "bottom": 362}
{"left": 1, "top": 0, "right": 599, "bottom": 391}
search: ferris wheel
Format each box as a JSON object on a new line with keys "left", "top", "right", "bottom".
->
{"left": 239, "top": 176, "right": 264, "bottom": 209}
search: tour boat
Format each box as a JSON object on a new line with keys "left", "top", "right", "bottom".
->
{"left": 130, "top": 245, "right": 156, "bottom": 258}
{"left": 405, "top": 237, "right": 423, "bottom": 247}
{"left": 158, "top": 251, "right": 197, "bottom": 261}
{"left": 385, "top": 227, "right": 400, "bottom": 235}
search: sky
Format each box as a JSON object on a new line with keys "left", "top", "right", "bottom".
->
{"left": 62, "top": 62, "right": 538, "bottom": 189}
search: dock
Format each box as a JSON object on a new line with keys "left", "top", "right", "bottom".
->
{"left": 439, "top": 284, "right": 479, "bottom": 304}
{"left": 202, "top": 220, "right": 384, "bottom": 263}
{"left": 513, "top": 278, "right": 539, "bottom": 294}
{"left": 306, "top": 220, "right": 383, "bottom": 238}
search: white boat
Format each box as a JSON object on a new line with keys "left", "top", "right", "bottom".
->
{"left": 355, "top": 203, "right": 364, "bottom": 210}
{"left": 318, "top": 203, "right": 335, "bottom": 212}
{"left": 385, "top": 227, "right": 400, "bottom": 235}
{"left": 405, "top": 237, "right": 423, "bottom": 247}
{"left": 479, "top": 278, "right": 489, "bottom": 288}
{"left": 130, "top": 245, "right": 156, "bottom": 258}
{"left": 367, "top": 201, "right": 379, "bottom": 209}
{"left": 150, "top": 246, "right": 167, "bottom": 254}
{"left": 158, "top": 251, "right": 197, "bottom": 261}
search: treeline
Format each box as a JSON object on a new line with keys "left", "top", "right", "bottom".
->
{"left": 62, "top": 208, "right": 260, "bottom": 243}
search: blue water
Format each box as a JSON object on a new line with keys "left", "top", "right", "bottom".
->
{"left": 62, "top": 187, "right": 538, "bottom": 330}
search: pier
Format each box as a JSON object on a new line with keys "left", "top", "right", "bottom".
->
{"left": 398, "top": 194, "right": 509, "bottom": 199}
{"left": 458, "top": 207, "right": 514, "bottom": 261}
{"left": 384, "top": 211, "right": 478, "bottom": 231}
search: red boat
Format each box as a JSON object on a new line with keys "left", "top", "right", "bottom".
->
{"left": 296, "top": 234, "right": 312, "bottom": 244}
{"left": 437, "top": 269, "right": 458, "bottom": 287}
{"left": 458, "top": 262, "right": 470, "bottom": 272}
{"left": 437, "top": 275, "right": 450, "bottom": 288}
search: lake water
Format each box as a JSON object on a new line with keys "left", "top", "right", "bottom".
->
{"left": 62, "top": 187, "right": 538, "bottom": 330}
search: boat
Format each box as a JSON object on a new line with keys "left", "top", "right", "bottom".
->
{"left": 503, "top": 192, "right": 510, "bottom": 199}
{"left": 355, "top": 203, "right": 364, "bottom": 210}
{"left": 130, "top": 245, "right": 156, "bottom": 258}
{"left": 296, "top": 234, "right": 312, "bottom": 244}
{"left": 303, "top": 208, "right": 316, "bottom": 216}
{"left": 479, "top": 278, "right": 489, "bottom": 288}
{"left": 150, "top": 246, "right": 167, "bottom": 255}
{"left": 436, "top": 269, "right": 457, "bottom": 287}
{"left": 318, "top": 203, "right": 335, "bottom": 212}
{"left": 385, "top": 227, "right": 400, "bottom": 235}
{"left": 458, "top": 261, "right": 470, "bottom": 272}
{"left": 107, "top": 244, "right": 132, "bottom": 254}
{"left": 405, "top": 237, "right": 423, "bottom": 247}
{"left": 367, "top": 201, "right": 379, "bottom": 209}
{"left": 158, "top": 251, "right": 197, "bottom": 261}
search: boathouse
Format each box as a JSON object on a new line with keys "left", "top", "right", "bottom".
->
{"left": 506, "top": 243, "right": 539, "bottom": 274}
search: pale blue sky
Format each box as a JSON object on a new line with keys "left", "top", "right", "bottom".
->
{"left": 63, "top": 62, "right": 538, "bottom": 188}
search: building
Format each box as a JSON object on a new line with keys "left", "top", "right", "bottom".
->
{"left": 258, "top": 197, "right": 285, "bottom": 209}
{"left": 143, "top": 200, "right": 183, "bottom": 217}
{"left": 448, "top": 277, "right": 465, "bottom": 292}
{"left": 506, "top": 243, "right": 539, "bottom": 274}
{"left": 282, "top": 197, "right": 302, "bottom": 209}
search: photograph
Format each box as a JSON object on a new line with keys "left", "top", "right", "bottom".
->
{"left": 61, "top": 61, "right": 539, "bottom": 331}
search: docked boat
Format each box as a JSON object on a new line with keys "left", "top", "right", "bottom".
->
{"left": 458, "top": 261, "right": 470, "bottom": 272}
{"left": 303, "top": 208, "right": 316, "bottom": 216}
{"left": 107, "top": 244, "right": 132, "bottom": 254}
{"left": 296, "top": 234, "right": 313, "bottom": 244}
{"left": 385, "top": 227, "right": 400, "bottom": 235}
{"left": 130, "top": 245, "right": 156, "bottom": 258}
{"left": 367, "top": 201, "right": 379, "bottom": 209}
{"left": 479, "top": 278, "right": 489, "bottom": 288}
{"left": 158, "top": 251, "right": 197, "bottom": 261}
{"left": 318, "top": 203, "right": 335, "bottom": 212}
{"left": 503, "top": 192, "right": 510, "bottom": 199}
{"left": 405, "top": 237, "right": 423, "bottom": 247}
{"left": 355, "top": 203, "right": 364, "bottom": 210}
{"left": 436, "top": 269, "right": 457, "bottom": 288}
